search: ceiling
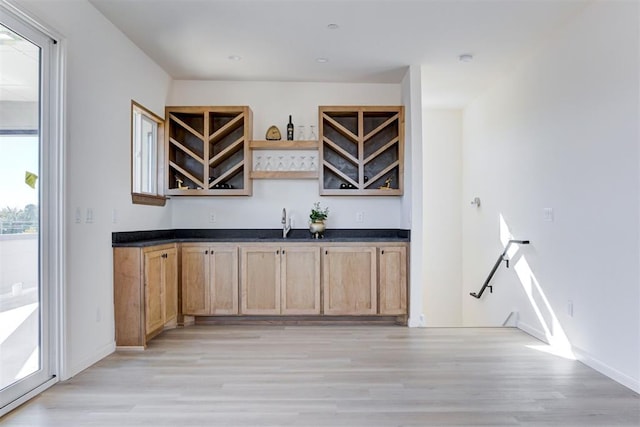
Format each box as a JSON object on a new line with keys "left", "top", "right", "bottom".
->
{"left": 88, "top": 0, "right": 590, "bottom": 108}
{"left": 4, "top": 1, "right": 591, "bottom": 108}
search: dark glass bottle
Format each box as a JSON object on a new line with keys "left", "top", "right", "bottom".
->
{"left": 287, "top": 115, "right": 294, "bottom": 141}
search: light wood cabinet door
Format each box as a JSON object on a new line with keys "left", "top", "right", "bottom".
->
{"left": 163, "top": 248, "right": 178, "bottom": 325}
{"left": 240, "top": 246, "right": 280, "bottom": 315}
{"left": 210, "top": 246, "right": 239, "bottom": 315}
{"left": 281, "top": 246, "right": 320, "bottom": 315}
{"left": 378, "top": 246, "right": 407, "bottom": 315}
{"left": 144, "top": 249, "right": 165, "bottom": 335}
{"left": 115, "top": 243, "right": 177, "bottom": 348}
{"left": 182, "top": 245, "right": 210, "bottom": 315}
{"left": 182, "top": 245, "right": 239, "bottom": 315}
{"left": 322, "top": 247, "right": 377, "bottom": 315}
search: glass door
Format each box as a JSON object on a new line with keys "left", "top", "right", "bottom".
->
{"left": 0, "top": 8, "right": 58, "bottom": 412}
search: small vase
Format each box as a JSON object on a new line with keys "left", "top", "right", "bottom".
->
{"left": 309, "top": 220, "right": 326, "bottom": 239}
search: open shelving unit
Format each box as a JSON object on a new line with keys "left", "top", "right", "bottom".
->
{"left": 249, "top": 140, "right": 319, "bottom": 180}
{"left": 165, "top": 106, "right": 252, "bottom": 196}
{"left": 319, "top": 106, "right": 404, "bottom": 196}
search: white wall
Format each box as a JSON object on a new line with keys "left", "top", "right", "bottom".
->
{"left": 422, "top": 109, "right": 462, "bottom": 326}
{"left": 400, "top": 65, "right": 425, "bottom": 327}
{"left": 16, "top": 0, "right": 172, "bottom": 378}
{"left": 462, "top": 0, "right": 639, "bottom": 392}
{"left": 167, "top": 81, "right": 404, "bottom": 230}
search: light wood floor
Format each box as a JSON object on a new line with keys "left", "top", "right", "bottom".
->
{"left": 2, "top": 326, "right": 639, "bottom": 426}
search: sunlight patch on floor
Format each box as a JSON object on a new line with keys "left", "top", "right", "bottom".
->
{"left": 526, "top": 343, "right": 576, "bottom": 360}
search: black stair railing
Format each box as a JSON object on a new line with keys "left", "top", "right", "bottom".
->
{"left": 470, "top": 239, "right": 530, "bottom": 299}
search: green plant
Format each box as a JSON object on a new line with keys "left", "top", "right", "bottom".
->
{"left": 309, "top": 202, "right": 329, "bottom": 222}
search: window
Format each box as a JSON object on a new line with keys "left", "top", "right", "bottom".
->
{"left": 131, "top": 101, "right": 166, "bottom": 206}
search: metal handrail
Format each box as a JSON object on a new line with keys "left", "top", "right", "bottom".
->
{"left": 470, "top": 239, "right": 530, "bottom": 299}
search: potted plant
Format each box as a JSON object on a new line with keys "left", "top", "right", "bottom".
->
{"left": 309, "top": 202, "right": 329, "bottom": 238}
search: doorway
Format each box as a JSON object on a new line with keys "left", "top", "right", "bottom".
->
{"left": 0, "top": 6, "right": 61, "bottom": 414}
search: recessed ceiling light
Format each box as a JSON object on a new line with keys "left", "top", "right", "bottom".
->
{"left": 316, "top": 57, "right": 329, "bottom": 63}
{"left": 228, "top": 55, "right": 242, "bottom": 61}
{"left": 327, "top": 23, "right": 339, "bottom": 30}
{"left": 459, "top": 53, "right": 473, "bottom": 63}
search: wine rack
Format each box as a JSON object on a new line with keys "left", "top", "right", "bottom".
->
{"left": 165, "top": 106, "right": 252, "bottom": 196}
{"left": 319, "top": 106, "right": 404, "bottom": 196}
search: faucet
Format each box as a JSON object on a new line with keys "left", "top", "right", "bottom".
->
{"left": 282, "top": 208, "right": 291, "bottom": 238}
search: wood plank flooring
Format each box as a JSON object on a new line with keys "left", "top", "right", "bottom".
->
{"left": 2, "top": 326, "right": 639, "bottom": 426}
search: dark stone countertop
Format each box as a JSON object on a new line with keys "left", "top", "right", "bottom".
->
{"left": 112, "top": 228, "right": 410, "bottom": 247}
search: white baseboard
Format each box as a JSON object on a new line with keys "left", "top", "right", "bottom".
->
{"left": 516, "top": 322, "right": 639, "bottom": 394}
{"left": 407, "top": 317, "right": 421, "bottom": 328}
{"left": 516, "top": 320, "right": 547, "bottom": 343}
{"left": 65, "top": 341, "right": 115, "bottom": 380}
{"left": 571, "top": 345, "right": 640, "bottom": 394}
{"left": 115, "top": 345, "right": 145, "bottom": 351}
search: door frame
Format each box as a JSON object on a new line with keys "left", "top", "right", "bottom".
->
{"left": 0, "top": 1, "right": 65, "bottom": 416}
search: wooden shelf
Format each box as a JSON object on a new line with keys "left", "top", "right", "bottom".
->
{"left": 250, "top": 171, "right": 318, "bottom": 180}
{"left": 325, "top": 188, "right": 403, "bottom": 196}
{"left": 250, "top": 140, "right": 319, "bottom": 150}
{"left": 169, "top": 188, "right": 249, "bottom": 196}
{"left": 248, "top": 139, "right": 319, "bottom": 180}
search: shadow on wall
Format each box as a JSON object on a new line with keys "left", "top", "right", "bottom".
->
{"left": 500, "top": 214, "right": 575, "bottom": 360}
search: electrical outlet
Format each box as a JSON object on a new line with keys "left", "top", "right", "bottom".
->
{"left": 567, "top": 300, "right": 573, "bottom": 317}
{"left": 355, "top": 211, "right": 364, "bottom": 223}
{"left": 209, "top": 211, "right": 216, "bottom": 223}
{"left": 543, "top": 207, "right": 554, "bottom": 222}
{"left": 86, "top": 208, "right": 94, "bottom": 223}
{"left": 75, "top": 207, "right": 81, "bottom": 223}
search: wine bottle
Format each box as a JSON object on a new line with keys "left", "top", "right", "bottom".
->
{"left": 287, "top": 115, "right": 294, "bottom": 141}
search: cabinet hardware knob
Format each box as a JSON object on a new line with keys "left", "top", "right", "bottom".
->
{"left": 381, "top": 250, "right": 385, "bottom": 255}
{"left": 276, "top": 250, "right": 280, "bottom": 255}
{"left": 205, "top": 250, "right": 208, "bottom": 255}
{"left": 282, "top": 249, "right": 285, "bottom": 254}
{"left": 325, "top": 250, "right": 328, "bottom": 255}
